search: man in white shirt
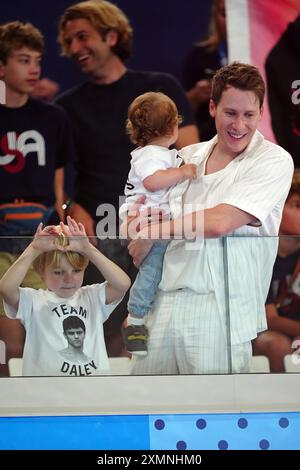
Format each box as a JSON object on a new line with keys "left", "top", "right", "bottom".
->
{"left": 127, "top": 62, "right": 294, "bottom": 375}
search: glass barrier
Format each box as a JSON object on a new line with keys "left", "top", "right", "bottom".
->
{"left": 0, "top": 235, "right": 299, "bottom": 378}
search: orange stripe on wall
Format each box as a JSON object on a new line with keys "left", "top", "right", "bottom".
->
{"left": 5, "top": 213, "right": 44, "bottom": 220}
{"left": 0, "top": 203, "right": 47, "bottom": 210}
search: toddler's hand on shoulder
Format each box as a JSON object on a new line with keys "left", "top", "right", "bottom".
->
{"left": 181, "top": 163, "right": 198, "bottom": 180}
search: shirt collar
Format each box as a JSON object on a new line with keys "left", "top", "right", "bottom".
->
{"left": 190, "top": 130, "right": 265, "bottom": 164}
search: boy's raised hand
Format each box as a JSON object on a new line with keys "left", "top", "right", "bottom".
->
{"left": 61, "top": 216, "right": 91, "bottom": 254}
{"left": 31, "top": 223, "right": 62, "bottom": 252}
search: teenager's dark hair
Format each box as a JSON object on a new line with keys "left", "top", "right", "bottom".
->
{"left": 63, "top": 315, "right": 86, "bottom": 333}
{"left": 0, "top": 21, "right": 44, "bottom": 63}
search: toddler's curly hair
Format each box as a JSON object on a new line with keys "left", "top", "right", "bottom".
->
{"left": 126, "top": 92, "right": 181, "bottom": 147}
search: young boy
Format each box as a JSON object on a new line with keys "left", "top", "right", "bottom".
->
{"left": 0, "top": 21, "right": 75, "bottom": 314}
{"left": 120, "top": 92, "right": 197, "bottom": 355}
{"left": 0, "top": 216, "right": 131, "bottom": 376}
{"left": 253, "top": 169, "right": 300, "bottom": 372}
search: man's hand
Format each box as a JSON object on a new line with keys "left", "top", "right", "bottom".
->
{"left": 187, "top": 79, "right": 212, "bottom": 109}
{"left": 31, "top": 78, "right": 60, "bottom": 102}
{"left": 121, "top": 196, "right": 146, "bottom": 239}
{"left": 124, "top": 196, "right": 167, "bottom": 240}
{"left": 128, "top": 238, "right": 154, "bottom": 268}
{"left": 123, "top": 197, "right": 167, "bottom": 266}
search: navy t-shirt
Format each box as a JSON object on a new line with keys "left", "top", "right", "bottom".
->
{"left": 0, "top": 98, "right": 74, "bottom": 206}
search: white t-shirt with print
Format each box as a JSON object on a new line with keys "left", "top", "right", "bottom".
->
{"left": 119, "top": 145, "right": 182, "bottom": 219}
{"left": 4, "top": 282, "right": 121, "bottom": 376}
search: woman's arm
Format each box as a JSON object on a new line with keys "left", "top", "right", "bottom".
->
{"left": 266, "top": 303, "right": 300, "bottom": 338}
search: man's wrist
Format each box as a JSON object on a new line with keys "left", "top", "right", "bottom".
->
{"left": 62, "top": 198, "right": 74, "bottom": 212}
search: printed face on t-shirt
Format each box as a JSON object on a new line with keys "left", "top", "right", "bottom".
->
{"left": 0, "top": 47, "right": 41, "bottom": 97}
{"left": 64, "top": 327, "right": 85, "bottom": 349}
{"left": 42, "top": 254, "right": 85, "bottom": 298}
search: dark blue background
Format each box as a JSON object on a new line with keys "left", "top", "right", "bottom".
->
{"left": 1, "top": 0, "right": 212, "bottom": 91}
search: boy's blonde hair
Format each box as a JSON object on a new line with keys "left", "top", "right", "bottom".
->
{"left": 32, "top": 230, "right": 89, "bottom": 276}
{"left": 58, "top": 0, "right": 133, "bottom": 61}
{"left": 126, "top": 92, "right": 181, "bottom": 147}
{"left": 0, "top": 21, "right": 44, "bottom": 64}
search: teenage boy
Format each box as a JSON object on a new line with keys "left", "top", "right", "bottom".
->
{"left": 0, "top": 21, "right": 75, "bottom": 314}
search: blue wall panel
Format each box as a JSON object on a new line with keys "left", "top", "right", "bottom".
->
{"left": 0, "top": 412, "right": 299, "bottom": 450}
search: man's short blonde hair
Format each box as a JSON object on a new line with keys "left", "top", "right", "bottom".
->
{"left": 58, "top": 0, "right": 133, "bottom": 61}
{"left": 32, "top": 231, "right": 89, "bottom": 276}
